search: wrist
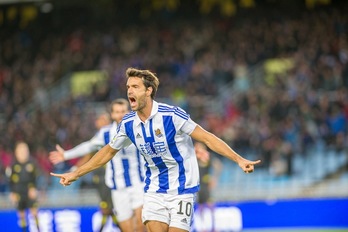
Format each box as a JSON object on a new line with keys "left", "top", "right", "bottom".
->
{"left": 73, "top": 168, "right": 83, "bottom": 179}
{"left": 236, "top": 156, "right": 246, "bottom": 165}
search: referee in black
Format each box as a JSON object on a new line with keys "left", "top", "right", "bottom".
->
{"left": 8, "top": 141, "right": 40, "bottom": 232}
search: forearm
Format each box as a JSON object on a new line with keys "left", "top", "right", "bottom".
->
{"left": 200, "top": 132, "right": 245, "bottom": 164}
{"left": 64, "top": 141, "right": 97, "bottom": 160}
{"left": 74, "top": 154, "right": 93, "bottom": 167}
{"left": 74, "top": 145, "right": 116, "bottom": 178}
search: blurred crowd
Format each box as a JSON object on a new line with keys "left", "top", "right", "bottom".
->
{"left": 0, "top": 2, "right": 348, "bottom": 192}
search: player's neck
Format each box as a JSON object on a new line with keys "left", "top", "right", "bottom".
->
{"left": 137, "top": 99, "right": 153, "bottom": 122}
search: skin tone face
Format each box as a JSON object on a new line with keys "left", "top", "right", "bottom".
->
{"left": 94, "top": 113, "right": 110, "bottom": 129}
{"left": 126, "top": 77, "right": 153, "bottom": 121}
{"left": 111, "top": 103, "right": 129, "bottom": 123}
{"left": 15, "top": 142, "right": 30, "bottom": 163}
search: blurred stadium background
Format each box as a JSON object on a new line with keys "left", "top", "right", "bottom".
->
{"left": 1, "top": 0, "right": 348, "bottom": 231}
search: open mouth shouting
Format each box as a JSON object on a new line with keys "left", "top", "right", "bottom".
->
{"left": 128, "top": 96, "right": 137, "bottom": 109}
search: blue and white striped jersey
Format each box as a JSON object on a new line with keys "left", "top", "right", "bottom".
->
{"left": 89, "top": 122, "right": 145, "bottom": 190}
{"left": 109, "top": 101, "right": 200, "bottom": 195}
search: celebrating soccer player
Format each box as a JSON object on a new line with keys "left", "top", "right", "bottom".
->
{"left": 51, "top": 67, "right": 261, "bottom": 232}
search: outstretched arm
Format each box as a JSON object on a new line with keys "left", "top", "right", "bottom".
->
{"left": 49, "top": 141, "right": 98, "bottom": 165}
{"left": 190, "top": 125, "right": 261, "bottom": 173}
{"left": 74, "top": 153, "right": 93, "bottom": 168}
{"left": 48, "top": 144, "right": 66, "bottom": 164}
{"left": 51, "top": 144, "right": 118, "bottom": 186}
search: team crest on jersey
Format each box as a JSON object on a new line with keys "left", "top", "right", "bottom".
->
{"left": 155, "top": 129, "right": 163, "bottom": 138}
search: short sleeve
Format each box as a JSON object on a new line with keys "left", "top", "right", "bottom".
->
{"left": 180, "top": 117, "right": 197, "bottom": 135}
{"left": 109, "top": 122, "right": 132, "bottom": 150}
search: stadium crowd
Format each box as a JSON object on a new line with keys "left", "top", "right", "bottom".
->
{"left": 0, "top": 1, "right": 348, "bottom": 193}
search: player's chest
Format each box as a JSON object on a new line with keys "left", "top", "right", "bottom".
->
{"left": 133, "top": 120, "right": 175, "bottom": 158}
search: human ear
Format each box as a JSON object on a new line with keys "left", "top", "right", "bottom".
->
{"left": 146, "top": 87, "right": 153, "bottom": 97}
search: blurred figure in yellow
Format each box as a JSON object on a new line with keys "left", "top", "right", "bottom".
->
{"left": 8, "top": 141, "right": 40, "bottom": 232}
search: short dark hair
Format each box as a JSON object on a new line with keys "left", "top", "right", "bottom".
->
{"left": 126, "top": 67, "right": 160, "bottom": 99}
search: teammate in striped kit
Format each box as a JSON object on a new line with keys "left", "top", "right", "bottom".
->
{"left": 52, "top": 67, "right": 261, "bottom": 232}
{"left": 49, "top": 99, "right": 145, "bottom": 232}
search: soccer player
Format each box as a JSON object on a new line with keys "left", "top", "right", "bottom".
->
{"left": 49, "top": 99, "right": 145, "bottom": 232}
{"left": 51, "top": 67, "right": 261, "bottom": 232}
{"left": 8, "top": 141, "right": 40, "bottom": 232}
{"left": 50, "top": 112, "right": 118, "bottom": 232}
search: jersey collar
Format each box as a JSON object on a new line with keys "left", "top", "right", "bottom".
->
{"left": 134, "top": 100, "right": 158, "bottom": 126}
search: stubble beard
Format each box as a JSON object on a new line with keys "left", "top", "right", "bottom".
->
{"left": 135, "top": 97, "right": 147, "bottom": 112}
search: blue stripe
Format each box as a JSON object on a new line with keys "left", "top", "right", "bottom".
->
{"left": 152, "top": 157, "right": 169, "bottom": 193}
{"left": 163, "top": 115, "right": 186, "bottom": 194}
{"left": 122, "top": 155, "right": 131, "bottom": 187}
{"left": 174, "top": 107, "right": 189, "bottom": 120}
{"left": 103, "top": 131, "right": 110, "bottom": 144}
{"left": 158, "top": 104, "right": 172, "bottom": 108}
{"left": 144, "top": 162, "right": 151, "bottom": 192}
{"left": 110, "top": 159, "right": 117, "bottom": 189}
{"left": 141, "top": 123, "right": 151, "bottom": 192}
{"left": 136, "top": 149, "right": 144, "bottom": 181}
{"left": 158, "top": 109, "right": 172, "bottom": 112}
{"left": 173, "top": 112, "right": 188, "bottom": 120}
{"left": 158, "top": 106, "right": 174, "bottom": 112}
{"left": 124, "top": 121, "right": 135, "bottom": 144}
{"left": 104, "top": 130, "right": 116, "bottom": 188}
{"left": 125, "top": 120, "right": 148, "bottom": 191}
{"left": 158, "top": 109, "right": 174, "bottom": 112}
{"left": 122, "top": 112, "right": 136, "bottom": 121}
{"left": 158, "top": 105, "right": 189, "bottom": 120}
{"left": 141, "top": 119, "right": 169, "bottom": 193}
{"left": 117, "top": 121, "right": 134, "bottom": 189}
{"left": 158, "top": 105, "right": 173, "bottom": 110}
{"left": 182, "top": 185, "right": 200, "bottom": 194}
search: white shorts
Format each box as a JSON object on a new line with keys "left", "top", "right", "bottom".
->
{"left": 142, "top": 192, "right": 195, "bottom": 231}
{"left": 111, "top": 183, "right": 144, "bottom": 222}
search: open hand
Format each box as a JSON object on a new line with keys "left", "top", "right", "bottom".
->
{"left": 49, "top": 144, "right": 65, "bottom": 165}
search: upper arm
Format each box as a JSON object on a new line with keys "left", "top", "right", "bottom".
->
{"left": 102, "top": 144, "right": 119, "bottom": 157}
{"left": 190, "top": 125, "right": 212, "bottom": 143}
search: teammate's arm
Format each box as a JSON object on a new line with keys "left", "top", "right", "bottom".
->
{"left": 51, "top": 144, "right": 119, "bottom": 186}
{"left": 190, "top": 125, "right": 261, "bottom": 173}
{"left": 49, "top": 140, "right": 99, "bottom": 165}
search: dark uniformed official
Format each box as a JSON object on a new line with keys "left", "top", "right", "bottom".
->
{"left": 8, "top": 141, "right": 40, "bottom": 232}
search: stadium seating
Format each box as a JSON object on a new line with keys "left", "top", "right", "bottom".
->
{"left": 0, "top": 0, "right": 347, "bottom": 207}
